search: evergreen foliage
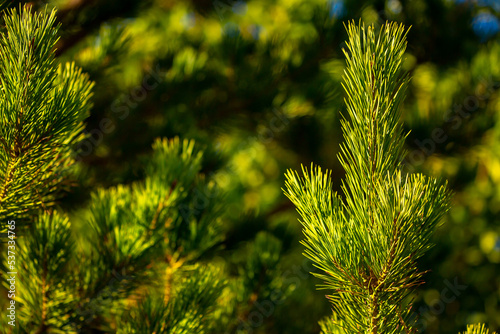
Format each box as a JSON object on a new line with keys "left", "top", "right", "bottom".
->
{"left": 0, "top": 1, "right": 498, "bottom": 333}
{"left": 0, "top": 10, "right": 288, "bottom": 328}
{"left": 2, "top": 136, "right": 227, "bottom": 332}
{"left": 118, "top": 265, "right": 225, "bottom": 334}
{"left": 461, "top": 324, "right": 498, "bottom": 334}
{"left": 284, "top": 22, "right": 493, "bottom": 333}
{"left": 0, "top": 6, "right": 93, "bottom": 227}
{"left": 0, "top": 43, "right": 287, "bottom": 330}
{"left": 13, "top": 211, "right": 74, "bottom": 332}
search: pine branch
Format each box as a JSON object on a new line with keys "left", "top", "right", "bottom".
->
{"left": 0, "top": 6, "right": 93, "bottom": 227}
{"left": 461, "top": 324, "right": 498, "bottom": 334}
{"left": 70, "top": 137, "right": 225, "bottom": 331}
{"left": 118, "top": 265, "right": 225, "bottom": 334}
{"left": 284, "top": 21, "right": 452, "bottom": 333}
{"left": 1, "top": 134, "right": 231, "bottom": 332}
{"left": 2, "top": 211, "right": 76, "bottom": 333}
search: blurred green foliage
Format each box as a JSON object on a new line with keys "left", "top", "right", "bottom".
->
{"left": 1, "top": 0, "right": 499, "bottom": 332}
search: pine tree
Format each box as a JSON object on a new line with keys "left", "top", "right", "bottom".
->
{"left": 284, "top": 21, "right": 495, "bottom": 334}
{"left": 0, "top": 5, "right": 93, "bottom": 229}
